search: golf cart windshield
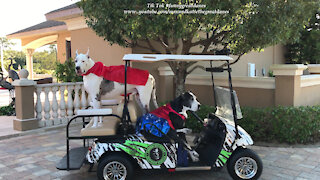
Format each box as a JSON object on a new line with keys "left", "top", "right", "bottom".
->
{"left": 214, "top": 86, "right": 242, "bottom": 120}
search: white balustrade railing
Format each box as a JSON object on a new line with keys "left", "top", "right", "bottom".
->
{"left": 35, "top": 82, "right": 89, "bottom": 128}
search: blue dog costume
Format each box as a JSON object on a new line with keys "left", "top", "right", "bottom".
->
{"left": 136, "top": 103, "right": 186, "bottom": 137}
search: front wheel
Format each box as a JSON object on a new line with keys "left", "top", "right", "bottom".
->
{"left": 97, "top": 154, "right": 133, "bottom": 180}
{"left": 227, "top": 148, "right": 263, "bottom": 180}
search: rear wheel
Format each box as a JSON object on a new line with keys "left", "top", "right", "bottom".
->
{"left": 97, "top": 154, "right": 133, "bottom": 180}
{"left": 227, "top": 148, "right": 263, "bottom": 180}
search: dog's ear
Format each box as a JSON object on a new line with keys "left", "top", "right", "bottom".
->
{"left": 182, "top": 92, "right": 192, "bottom": 108}
{"left": 86, "top": 48, "right": 90, "bottom": 57}
{"left": 76, "top": 49, "right": 78, "bottom": 56}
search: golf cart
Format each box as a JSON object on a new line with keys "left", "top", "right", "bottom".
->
{"left": 56, "top": 54, "right": 263, "bottom": 180}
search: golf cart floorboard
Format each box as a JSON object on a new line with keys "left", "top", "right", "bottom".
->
{"left": 177, "top": 161, "right": 209, "bottom": 168}
{"left": 56, "top": 147, "right": 88, "bottom": 170}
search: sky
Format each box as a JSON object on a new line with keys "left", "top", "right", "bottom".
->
{"left": 0, "top": 0, "right": 80, "bottom": 51}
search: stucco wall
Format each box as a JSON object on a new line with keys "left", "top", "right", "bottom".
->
{"left": 70, "top": 28, "right": 131, "bottom": 66}
{"left": 57, "top": 31, "right": 71, "bottom": 62}
{"left": 131, "top": 41, "right": 283, "bottom": 106}
{"left": 190, "top": 44, "right": 286, "bottom": 77}
{"left": 295, "top": 75, "right": 320, "bottom": 106}
{"left": 298, "top": 85, "right": 320, "bottom": 106}
{"left": 186, "top": 84, "right": 275, "bottom": 107}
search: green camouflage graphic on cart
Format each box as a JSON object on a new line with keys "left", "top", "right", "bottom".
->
{"left": 115, "top": 140, "right": 167, "bottom": 165}
{"left": 217, "top": 149, "right": 232, "bottom": 166}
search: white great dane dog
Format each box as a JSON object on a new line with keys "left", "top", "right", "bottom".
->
{"left": 75, "top": 49, "right": 158, "bottom": 127}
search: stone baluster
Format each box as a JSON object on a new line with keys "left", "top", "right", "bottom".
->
{"left": 44, "top": 87, "right": 52, "bottom": 126}
{"left": 74, "top": 84, "right": 81, "bottom": 122}
{"left": 35, "top": 87, "right": 43, "bottom": 127}
{"left": 59, "top": 85, "right": 67, "bottom": 124}
{"left": 51, "top": 86, "right": 59, "bottom": 125}
{"left": 81, "top": 85, "right": 87, "bottom": 109}
{"left": 67, "top": 85, "right": 74, "bottom": 117}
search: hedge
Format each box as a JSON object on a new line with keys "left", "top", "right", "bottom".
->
{"left": 186, "top": 105, "right": 320, "bottom": 144}
{"left": 0, "top": 105, "right": 15, "bottom": 116}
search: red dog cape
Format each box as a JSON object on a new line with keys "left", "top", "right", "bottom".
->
{"left": 82, "top": 62, "right": 149, "bottom": 86}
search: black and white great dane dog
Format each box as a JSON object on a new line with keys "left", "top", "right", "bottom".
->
{"left": 75, "top": 49, "right": 158, "bottom": 127}
{"left": 138, "top": 91, "right": 201, "bottom": 162}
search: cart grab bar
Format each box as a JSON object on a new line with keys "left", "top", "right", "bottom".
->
{"left": 76, "top": 108, "right": 112, "bottom": 116}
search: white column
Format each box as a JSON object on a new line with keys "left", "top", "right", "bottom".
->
{"left": 25, "top": 49, "right": 35, "bottom": 79}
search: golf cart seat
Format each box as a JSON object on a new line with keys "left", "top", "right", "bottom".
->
{"left": 81, "top": 116, "right": 120, "bottom": 136}
{"left": 80, "top": 100, "right": 139, "bottom": 136}
{"left": 115, "top": 100, "right": 139, "bottom": 123}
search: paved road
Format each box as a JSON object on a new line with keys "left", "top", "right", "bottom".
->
{"left": 0, "top": 125, "right": 320, "bottom": 180}
{"left": 0, "top": 90, "right": 10, "bottom": 107}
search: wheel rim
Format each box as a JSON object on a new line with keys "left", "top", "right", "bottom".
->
{"left": 103, "top": 161, "right": 127, "bottom": 180}
{"left": 234, "top": 156, "right": 258, "bottom": 179}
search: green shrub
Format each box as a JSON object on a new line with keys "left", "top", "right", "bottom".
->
{"left": 240, "top": 106, "right": 320, "bottom": 144}
{"left": 54, "top": 58, "right": 83, "bottom": 82}
{"left": 185, "top": 105, "right": 320, "bottom": 144}
{"left": 186, "top": 105, "right": 216, "bottom": 133}
{"left": 0, "top": 105, "right": 15, "bottom": 116}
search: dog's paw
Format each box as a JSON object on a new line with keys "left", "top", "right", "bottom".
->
{"left": 98, "top": 122, "right": 103, "bottom": 127}
{"left": 189, "top": 150, "right": 199, "bottom": 162}
{"left": 176, "top": 128, "right": 192, "bottom": 134}
{"left": 92, "top": 123, "right": 98, "bottom": 128}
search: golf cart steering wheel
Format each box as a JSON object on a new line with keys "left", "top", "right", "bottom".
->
{"left": 189, "top": 111, "right": 205, "bottom": 124}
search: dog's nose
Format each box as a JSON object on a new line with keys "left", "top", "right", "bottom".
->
{"left": 76, "top": 66, "right": 80, "bottom": 70}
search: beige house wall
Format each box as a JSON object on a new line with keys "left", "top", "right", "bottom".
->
{"left": 186, "top": 84, "right": 275, "bottom": 107}
{"left": 132, "top": 41, "right": 283, "bottom": 106}
{"left": 191, "top": 44, "right": 286, "bottom": 77}
{"left": 298, "top": 85, "right": 320, "bottom": 106}
{"left": 57, "top": 31, "right": 71, "bottom": 63}
{"left": 295, "top": 75, "right": 320, "bottom": 106}
{"left": 70, "top": 28, "right": 131, "bottom": 66}
{"left": 20, "top": 31, "right": 71, "bottom": 63}
{"left": 132, "top": 39, "right": 286, "bottom": 77}
{"left": 274, "top": 76, "right": 297, "bottom": 106}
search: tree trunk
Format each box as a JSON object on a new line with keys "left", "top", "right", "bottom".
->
{"left": 173, "top": 65, "right": 187, "bottom": 98}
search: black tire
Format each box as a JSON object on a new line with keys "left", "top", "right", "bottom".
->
{"left": 97, "top": 154, "right": 134, "bottom": 180}
{"left": 227, "top": 148, "right": 263, "bottom": 180}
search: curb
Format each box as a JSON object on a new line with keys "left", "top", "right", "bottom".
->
{"left": 0, "top": 122, "right": 82, "bottom": 141}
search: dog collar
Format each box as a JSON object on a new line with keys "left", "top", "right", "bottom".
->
{"left": 82, "top": 62, "right": 102, "bottom": 76}
{"left": 166, "top": 104, "right": 187, "bottom": 121}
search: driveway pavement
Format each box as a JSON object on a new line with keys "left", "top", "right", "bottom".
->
{"left": 0, "top": 125, "right": 319, "bottom": 180}
{"left": 0, "top": 90, "right": 10, "bottom": 107}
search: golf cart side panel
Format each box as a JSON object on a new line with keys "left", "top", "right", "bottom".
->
{"left": 224, "top": 123, "right": 254, "bottom": 147}
{"left": 235, "top": 125, "right": 254, "bottom": 146}
{"left": 87, "top": 135, "right": 177, "bottom": 169}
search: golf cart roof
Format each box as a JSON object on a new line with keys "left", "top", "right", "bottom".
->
{"left": 123, "top": 54, "right": 233, "bottom": 62}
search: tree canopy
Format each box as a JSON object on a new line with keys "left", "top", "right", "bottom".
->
{"left": 78, "top": 0, "right": 319, "bottom": 96}
{"left": 285, "top": 11, "right": 320, "bottom": 64}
